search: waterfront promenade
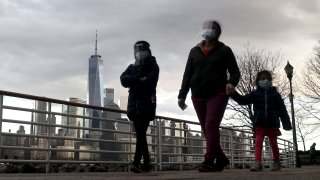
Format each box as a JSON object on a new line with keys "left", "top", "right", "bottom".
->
{"left": 0, "top": 166, "right": 319, "bottom": 180}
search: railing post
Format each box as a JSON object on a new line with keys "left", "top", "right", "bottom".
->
{"left": 129, "top": 122, "right": 133, "bottom": 168}
{"left": 46, "top": 102, "right": 52, "bottom": 173}
{"left": 0, "top": 95, "right": 3, "bottom": 158}
{"left": 229, "top": 129, "right": 234, "bottom": 169}
{"left": 157, "top": 118, "right": 162, "bottom": 171}
{"left": 179, "top": 122, "right": 182, "bottom": 171}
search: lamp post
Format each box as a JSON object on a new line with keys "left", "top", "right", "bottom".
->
{"left": 284, "top": 61, "right": 301, "bottom": 168}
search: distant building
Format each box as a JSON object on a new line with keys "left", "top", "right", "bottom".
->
{"left": 34, "top": 101, "right": 47, "bottom": 135}
{"left": 61, "top": 97, "right": 86, "bottom": 138}
{"left": 46, "top": 114, "right": 56, "bottom": 135}
{"left": 87, "top": 32, "right": 104, "bottom": 129}
{"left": 100, "top": 88, "right": 121, "bottom": 160}
{"left": 120, "top": 95, "right": 128, "bottom": 111}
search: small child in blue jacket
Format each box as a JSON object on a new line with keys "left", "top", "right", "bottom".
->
{"left": 232, "top": 70, "right": 292, "bottom": 171}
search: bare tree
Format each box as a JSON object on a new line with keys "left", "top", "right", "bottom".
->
{"left": 224, "top": 44, "right": 289, "bottom": 129}
{"left": 294, "top": 100, "right": 320, "bottom": 151}
{"left": 301, "top": 40, "right": 320, "bottom": 120}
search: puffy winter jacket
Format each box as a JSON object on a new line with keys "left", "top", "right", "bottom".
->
{"left": 231, "top": 87, "right": 292, "bottom": 129}
{"left": 120, "top": 56, "right": 159, "bottom": 121}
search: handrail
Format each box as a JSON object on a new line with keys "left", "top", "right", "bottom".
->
{"left": 0, "top": 89, "right": 295, "bottom": 172}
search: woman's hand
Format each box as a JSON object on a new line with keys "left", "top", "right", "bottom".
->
{"left": 178, "top": 99, "right": 188, "bottom": 110}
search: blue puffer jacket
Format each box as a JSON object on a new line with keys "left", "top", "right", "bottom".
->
{"left": 120, "top": 56, "right": 159, "bottom": 121}
{"left": 231, "top": 87, "right": 292, "bottom": 129}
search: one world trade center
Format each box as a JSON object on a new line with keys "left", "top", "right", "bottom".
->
{"left": 87, "top": 32, "right": 104, "bottom": 129}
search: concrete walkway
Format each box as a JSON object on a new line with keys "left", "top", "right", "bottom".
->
{"left": 0, "top": 166, "right": 319, "bottom": 180}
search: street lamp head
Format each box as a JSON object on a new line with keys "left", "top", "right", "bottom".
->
{"left": 284, "top": 61, "right": 294, "bottom": 80}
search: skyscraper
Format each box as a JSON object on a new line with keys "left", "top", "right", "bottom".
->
{"left": 34, "top": 101, "right": 47, "bottom": 135}
{"left": 87, "top": 31, "right": 104, "bottom": 129}
{"left": 61, "top": 97, "right": 86, "bottom": 137}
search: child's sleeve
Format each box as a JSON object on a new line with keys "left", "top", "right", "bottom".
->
{"left": 231, "top": 90, "right": 254, "bottom": 105}
{"left": 276, "top": 93, "right": 292, "bottom": 130}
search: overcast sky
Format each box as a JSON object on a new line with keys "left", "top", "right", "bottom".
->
{"left": 1, "top": 0, "right": 320, "bottom": 147}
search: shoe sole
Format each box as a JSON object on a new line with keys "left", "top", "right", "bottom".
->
{"left": 271, "top": 169, "right": 281, "bottom": 171}
{"left": 215, "top": 160, "right": 229, "bottom": 171}
{"left": 198, "top": 168, "right": 215, "bottom": 172}
{"left": 130, "top": 167, "right": 142, "bottom": 173}
{"left": 250, "top": 169, "right": 263, "bottom": 172}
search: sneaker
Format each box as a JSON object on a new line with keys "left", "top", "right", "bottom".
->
{"left": 271, "top": 161, "right": 281, "bottom": 171}
{"left": 250, "top": 162, "right": 263, "bottom": 172}
{"left": 140, "top": 163, "right": 153, "bottom": 172}
{"left": 130, "top": 164, "right": 142, "bottom": 173}
{"left": 215, "top": 157, "right": 230, "bottom": 171}
{"left": 198, "top": 160, "right": 215, "bottom": 172}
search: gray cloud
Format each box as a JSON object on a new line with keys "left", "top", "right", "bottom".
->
{"left": 0, "top": 0, "right": 319, "bottom": 119}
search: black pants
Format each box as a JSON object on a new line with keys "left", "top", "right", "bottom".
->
{"left": 131, "top": 115, "right": 151, "bottom": 166}
{"left": 311, "top": 155, "right": 316, "bottom": 164}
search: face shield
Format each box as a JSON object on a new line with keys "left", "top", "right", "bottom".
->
{"left": 202, "top": 20, "right": 218, "bottom": 30}
{"left": 134, "top": 42, "right": 150, "bottom": 52}
{"left": 134, "top": 42, "right": 151, "bottom": 65}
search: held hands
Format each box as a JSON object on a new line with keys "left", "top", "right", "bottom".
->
{"left": 178, "top": 99, "right": 188, "bottom": 111}
{"left": 226, "top": 83, "right": 235, "bottom": 96}
{"left": 139, "top": 77, "right": 146, "bottom": 81}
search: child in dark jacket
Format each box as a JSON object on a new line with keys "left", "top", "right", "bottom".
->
{"left": 232, "top": 70, "right": 292, "bottom": 171}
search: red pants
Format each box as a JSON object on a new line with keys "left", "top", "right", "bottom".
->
{"left": 254, "top": 126, "right": 281, "bottom": 161}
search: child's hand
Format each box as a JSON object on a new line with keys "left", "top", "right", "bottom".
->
{"left": 226, "top": 83, "right": 235, "bottom": 96}
{"left": 283, "top": 124, "right": 292, "bottom": 131}
{"left": 139, "top": 77, "right": 146, "bottom": 81}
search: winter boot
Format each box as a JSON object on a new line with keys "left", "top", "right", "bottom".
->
{"left": 250, "top": 161, "right": 263, "bottom": 171}
{"left": 130, "top": 163, "right": 142, "bottom": 173}
{"left": 271, "top": 161, "right": 281, "bottom": 171}
{"left": 141, "top": 163, "right": 153, "bottom": 172}
{"left": 215, "top": 156, "right": 230, "bottom": 171}
{"left": 198, "top": 159, "right": 216, "bottom": 172}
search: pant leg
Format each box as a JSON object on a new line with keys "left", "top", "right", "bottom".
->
{"left": 192, "top": 95, "right": 228, "bottom": 160}
{"left": 141, "top": 120, "right": 151, "bottom": 164}
{"left": 192, "top": 97, "right": 207, "bottom": 136}
{"left": 205, "top": 96, "right": 228, "bottom": 160}
{"left": 268, "top": 135, "right": 280, "bottom": 161}
{"left": 132, "top": 116, "right": 150, "bottom": 165}
{"left": 255, "top": 132, "right": 264, "bottom": 162}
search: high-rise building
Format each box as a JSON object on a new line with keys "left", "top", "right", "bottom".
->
{"left": 61, "top": 97, "right": 86, "bottom": 137}
{"left": 104, "top": 88, "right": 114, "bottom": 106}
{"left": 87, "top": 32, "right": 104, "bottom": 129}
{"left": 47, "top": 114, "right": 56, "bottom": 135}
{"left": 100, "top": 88, "right": 121, "bottom": 160}
{"left": 119, "top": 95, "right": 128, "bottom": 111}
{"left": 34, "top": 101, "right": 47, "bottom": 135}
{"left": 102, "top": 88, "right": 120, "bottom": 130}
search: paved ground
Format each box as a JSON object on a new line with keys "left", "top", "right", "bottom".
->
{"left": 0, "top": 166, "right": 319, "bottom": 180}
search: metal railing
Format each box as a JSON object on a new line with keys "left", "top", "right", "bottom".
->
{"left": 0, "top": 90, "right": 295, "bottom": 172}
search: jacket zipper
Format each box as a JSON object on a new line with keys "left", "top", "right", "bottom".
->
{"left": 264, "top": 90, "right": 268, "bottom": 121}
